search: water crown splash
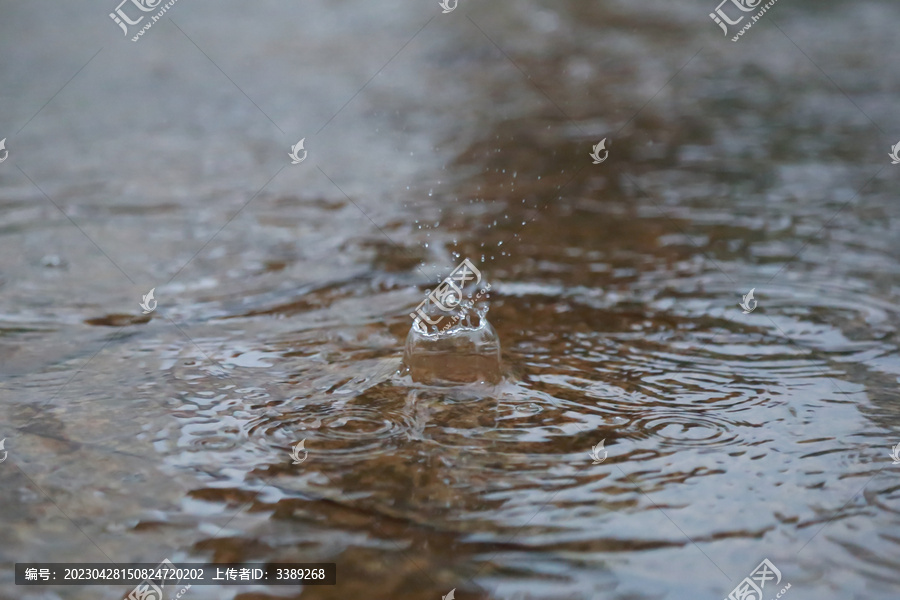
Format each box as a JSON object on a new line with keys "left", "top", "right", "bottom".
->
{"left": 404, "top": 258, "right": 501, "bottom": 385}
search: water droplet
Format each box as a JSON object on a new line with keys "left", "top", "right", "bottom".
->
{"left": 404, "top": 308, "right": 501, "bottom": 386}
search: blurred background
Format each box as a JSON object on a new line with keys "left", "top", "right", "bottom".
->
{"left": 1, "top": 0, "right": 900, "bottom": 598}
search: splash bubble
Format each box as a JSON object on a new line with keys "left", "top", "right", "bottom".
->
{"left": 404, "top": 289, "right": 501, "bottom": 385}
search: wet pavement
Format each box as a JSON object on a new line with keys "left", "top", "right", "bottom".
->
{"left": 1, "top": 0, "right": 900, "bottom": 599}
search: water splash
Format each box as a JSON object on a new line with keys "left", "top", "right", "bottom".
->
{"left": 404, "top": 288, "right": 501, "bottom": 385}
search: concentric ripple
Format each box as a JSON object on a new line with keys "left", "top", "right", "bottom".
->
{"left": 248, "top": 404, "right": 418, "bottom": 462}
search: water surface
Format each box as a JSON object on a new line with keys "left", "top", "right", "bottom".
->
{"left": 1, "top": 1, "right": 899, "bottom": 599}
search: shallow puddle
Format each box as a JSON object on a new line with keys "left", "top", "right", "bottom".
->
{"left": 1, "top": 1, "right": 900, "bottom": 599}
